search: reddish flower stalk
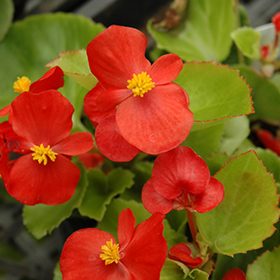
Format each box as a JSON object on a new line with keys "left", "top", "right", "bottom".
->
{"left": 60, "top": 208, "right": 167, "bottom": 280}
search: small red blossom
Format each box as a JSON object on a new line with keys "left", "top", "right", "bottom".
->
{"left": 222, "top": 268, "right": 246, "bottom": 280}
{"left": 256, "top": 128, "right": 280, "bottom": 156}
{"left": 60, "top": 208, "right": 167, "bottom": 280}
{"left": 260, "top": 45, "right": 270, "bottom": 60}
{"left": 169, "top": 243, "right": 203, "bottom": 268}
{"left": 272, "top": 11, "right": 280, "bottom": 33}
{"left": 84, "top": 25, "right": 193, "bottom": 161}
{"left": 0, "top": 90, "right": 94, "bottom": 205}
{"left": 142, "top": 146, "right": 224, "bottom": 214}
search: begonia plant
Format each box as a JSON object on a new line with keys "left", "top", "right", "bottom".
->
{"left": 0, "top": 0, "right": 280, "bottom": 279}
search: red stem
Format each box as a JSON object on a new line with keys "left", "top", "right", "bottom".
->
{"left": 186, "top": 209, "right": 198, "bottom": 246}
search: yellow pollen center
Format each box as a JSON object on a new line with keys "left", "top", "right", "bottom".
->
{"left": 100, "top": 239, "right": 120, "bottom": 265}
{"left": 13, "top": 76, "right": 31, "bottom": 93}
{"left": 30, "top": 144, "right": 58, "bottom": 165}
{"left": 127, "top": 72, "right": 155, "bottom": 97}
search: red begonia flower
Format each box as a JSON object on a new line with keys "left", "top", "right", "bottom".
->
{"left": 0, "top": 66, "right": 64, "bottom": 118}
{"left": 0, "top": 90, "right": 94, "bottom": 205}
{"left": 169, "top": 243, "right": 203, "bottom": 268}
{"left": 272, "top": 11, "right": 280, "bottom": 33}
{"left": 256, "top": 128, "right": 280, "bottom": 156}
{"left": 60, "top": 208, "right": 167, "bottom": 280}
{"left": 142, "top": 146, "right": 224, "bottom": 214}
{"left": 84, "top": 25, "right": 193, "bottom": 160}
{"left": 222, "top": 268, "right": 246, "bottom": 280}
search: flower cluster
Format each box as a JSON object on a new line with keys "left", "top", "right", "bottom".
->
{"left": 0, "top": 67, "right": 94, "bottom": 205}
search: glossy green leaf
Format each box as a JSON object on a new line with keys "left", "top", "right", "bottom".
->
{"left": 175, "top": 62, "right": 253, "bottom": 130}
{"left": 247, "top": 246, "right": 280, "bottom": 280}
{"left": 160, "top": 259, "right": 186, "bottom": 280}
{"left": 232, "top": 65, "right": 280, "bottom": 120}
{"left": 231, "top": 27, "right": 261, "bottom": 59}
{"left": 23, "top": 162, "right": 88, "bottom": 239}
{"left": 47, "top": 49, "right": 98, "bottom": 90}
{"left": 78, "top": 168, "right": 134, "bottom": 221}
{"left": 0, "top": 0, "right": 13, "bottom": 42}
{"left": 196, "top": 151, "right": 280, "bottom": 255}
{"left": 147, "top": 0, "right": 235, "bottom": 62}
{"left": 218, "top": 116, "right": 250, "bottom": 156}
{"left": 204, "top": 152, "right": 230, "bottom": 176}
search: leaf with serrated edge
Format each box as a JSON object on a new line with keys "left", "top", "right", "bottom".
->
{"left": 196, "top": 150, "right": 280, "bottom": 255}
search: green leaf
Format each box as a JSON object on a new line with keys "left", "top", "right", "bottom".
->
{"left": 160, "top": 259, "right": 187, "bottom": 280}
{"left": 204, "top": 152, "right": 230, "bottom": 176}
{"left": 175, "top": 62, "right": 253, "bottom": 130}
{"left": 247, "top": 246, "right": 280, "bottom": 280}
{"left": 147, "top": 0, "right": 235, "bottom": 62}
{"left": 196, "top": 151, "right": 280, "bottom": 255}
{"left": 232, "top": 65, "right": 280, "bottom": 120}
{"left": 218, "top": 116, "right": 250, "bottom": 156}
{"left": 97, "top": 198, "right": 151, "bottom": 239}
{"left": 23, "top": 162, "right": 88, "bottom": 239}
{"left": 47, "top": 49, "right": 98, "bottom": 90}
{"left": 53, "top": 263, "right": 62, "bottom": 280}
{"left": 0, "top": 0, "right": 13, "bottom": 42}
{"left": 78, "top": 168, "right": 134, "bottom": 221}
{"left": 0, "top": 13, "right": 104, "bottom": 110}
{"left": 231, "top": 27, "right": 261, "bottom": 59}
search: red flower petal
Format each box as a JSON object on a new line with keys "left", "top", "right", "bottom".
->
{"left": 142, "top": 179, "right": 174, "bottom": 214}
{"left": 78, "top": 152, "right": 104, "bottom": 169}
{"left": 52, "top": 132, "right": 94, "bottom": 156}
{"left": 272, "top": 11, "right": 280, "bottom": 33}
{"left": 222, "top": 268, "right": 246, "bottom": 280}
{"left": 194, "top": 177, "right": 225, "bottom": 213}
{"left": 151, "top": 146, "right": 210, "bottom": 200}
{"left": 29, "top": 66, "right": 64, "bottom": 93}
{"left": 95, "top": 116, "right": 140, "bottom": 162}
{"left": 121, "top": 212, "right": 167, "bottom": 280}
{"left": 169, "top": 243, "right": 203, "bottom": 268}
{"left": 118, "top": 208, "right": 135, "bottom": 251}
{"left": 0, "top": 104, "right": 11, "bottom": 117}
{"left": 9, "top": 154, "right": 80, "bottom": 205}
{"left": 84, "top": 84, "right": 116, "bottom": 127}
{"left": 148, "top": 54, "right": 183, "bottom": 85}
{"left": 60, "top": 228, "right": 132, "bottom": 280}
{"left": 11, "top": 91, "right": 73, "bottom": 147}
{"left": 87, "top": 25, "right": 151, "bottom": 90}
{"left": 116, "top": 83, "right": 193, "bottom": 154}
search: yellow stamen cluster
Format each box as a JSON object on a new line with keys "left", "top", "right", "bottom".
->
{"left": 127, "top": 72, "right": 155, "bottom": 97}
{"left": 13, "top": 76, "right": 31, "bottom": 93}
{"left": 99, "top": 239, "right": 120, "bottom": 265}
{"left": 30, "top": 144, "right": 58, "bottom": 165}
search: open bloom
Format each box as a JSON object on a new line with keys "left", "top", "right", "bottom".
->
{"left": 84, "top": 25, "right": 193, "bottom": 161}
{"left": 60, "top": 208, "right": 167, "bottom": 280}
{"left": 222, "top": 268, "right": 246, "bottom": 280}
{"left": 142, "top": 146, "right": 224, "bottom": 214}
{"left": 0, "top": 90, "right": 94, "bottom": 205}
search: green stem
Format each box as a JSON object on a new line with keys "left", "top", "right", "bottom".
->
{"left": 186, "top": 209, "right": 198, "bottom": 246}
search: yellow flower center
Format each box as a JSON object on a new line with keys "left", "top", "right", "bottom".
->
{"left": 30, "top": 144, "right": 58, "bottom": 165}
{"left": 100, "top": 239, "right": 120, "bottom": 265}
{"left": 13, "top": 76, "right": 31, "bottom": 93}
{"left": 127, "top": 72, "right": 155, "bottom": 97}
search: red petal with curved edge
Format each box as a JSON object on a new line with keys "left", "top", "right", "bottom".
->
{"left": 52, "top": 132, "right": 94, "bottom": 156}
{"left": 121, "top": 212, "right": 167, "bottom": 280}
{"left": 60, "top": 228, "right": 132, "bottom": 280}
{"left": 9, "top": 154, "right": 80, "bottom": 205}
{"left": 169, "top": 243, "right": 203, "bottom": 268}
{"left": 11, "top": 90, "right": 73, "bottom": 147}
{"left": 29, "top": 66, "right": 64, "bottom": 93}
{"left": 0, "top": 104, "right": 11, "bottom": 117}
{"left": 87, "top": 25, "right": 151, "bottom": 90}
{"left": 148, "top": 54, "right": 183, "bottom": 85}
{"left": 222, "top": 268, "right": 246, "bottom": 280}
{"left": 142, "top": 179, "right": 173, "bottom": 214}
{"left": 151, "top": 147, "right": 210, "bottom": 200}
{"left": 95, "top": 116, "right": 140, "bottom": 162}
{"left": 84, "top": 84, "right": 116, "bottom": 127}
{"left": 194, "top": 177, "right": 224, "bottom": 213}
{"left": 116, "top": 83, "right": 193, "bottom": 154}
{"left": 118, "top": 209, "right": 135, "bottom": 251}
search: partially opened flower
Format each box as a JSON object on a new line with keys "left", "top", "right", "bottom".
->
{"left": 169, "top": 242, "right": 203, "bottom": 268}
{"left": 222, "top": 268, "right": 246, "bottom": 280}
{"left": 142, "top": 146, "right": 224, "bottom": 214}
{"left": 60, "top": 208, "right": 167, "bottom": 280}
{"left": 84, "top": 25, "right": 193, "bottom": 161}
{"left": 0, "top": 90, "right": 94, "bottom": 205}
